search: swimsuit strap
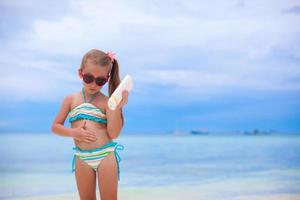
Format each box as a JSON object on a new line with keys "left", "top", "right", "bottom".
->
{"left": 81, "top": 88, "right": 87, "bottom": 103}
{"left": 82, "top": 88, "right": 100, "bottom": 103}
{"left": 113, "top": 144, "right": 125, "bottom": 181}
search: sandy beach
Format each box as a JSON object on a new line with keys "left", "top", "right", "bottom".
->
{"left": 18, "top": 186, "right": 300, "bottom": 200}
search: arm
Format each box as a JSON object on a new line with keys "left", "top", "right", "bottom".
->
{"left": 106, "top": 90, "right": 128, "bottom": 139}
{"left": 51, "top": 94, "right": 74, "bottom": 137}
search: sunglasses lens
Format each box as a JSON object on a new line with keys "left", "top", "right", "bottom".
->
{"left": 95, "top": 78, "right": 107, "bottom": 86}
{"left": 83, "top": 74, "right": 94, "bottom": 84}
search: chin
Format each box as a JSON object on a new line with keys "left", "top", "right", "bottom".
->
{"left": 90, "top": 89, "right": 99, "bottom": 93}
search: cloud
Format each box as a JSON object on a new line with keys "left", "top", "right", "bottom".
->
{"left": 0, "top": 0, "right": 299, "bottom": 104}
{"left": 0, "top": 119, "right": 14, "bottom": 127}
{"left": 136, "top": 67, "right": 300, "bottom": 92}
{"left": 0, "top": 56, "right": 79, "bottom": 102}
{"left": 283, "top": 6, "right": 300, "bottom": 15}
{"left": 127, "top": 61, "right": 300, "bottom": 107}
{"left": 4, "top": 0, "right": 300, "bottom": 56}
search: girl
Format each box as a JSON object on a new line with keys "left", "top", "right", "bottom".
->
{"left": 51, "top": 49, "right": 128, "bottom": 200}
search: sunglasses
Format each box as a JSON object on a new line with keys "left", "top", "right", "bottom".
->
{"left": 81, "top": 72, "right": 109, "bottom": 86}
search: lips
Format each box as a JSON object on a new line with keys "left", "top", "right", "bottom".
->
{"left": 90, "top": 89, "right": 99, "bottom": 94}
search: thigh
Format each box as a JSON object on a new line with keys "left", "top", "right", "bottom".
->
{"left": 97, "top": 152, "right": 118, "bottom": 200}
{"left": 75, "top": 156, "right": 97, "bottom": 200}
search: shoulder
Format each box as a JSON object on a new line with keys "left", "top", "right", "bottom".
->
{"left": 62, "top": 91, "right": 81, "bottom": 107}
{"left": 63, "top": 92, "right": 78, "bottom": 102}
{"left": 102, "top": 94, "right": 109, "bottom": 101}
{"left": 103, "top": 94, "right": 109, "bottom": 101}
{"left": 101, "top": 93, "right": 109, "bottom": 112}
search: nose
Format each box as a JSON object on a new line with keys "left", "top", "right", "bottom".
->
{"left": 90, "top": 81, "right": 97, "bottom": 88}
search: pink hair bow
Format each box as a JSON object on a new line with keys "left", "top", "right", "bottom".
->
{"left": 107, "top": 51, "right": 116, "bottom": 63}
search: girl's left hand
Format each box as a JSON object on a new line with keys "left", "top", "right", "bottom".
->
{"left": 116, "top": 90, "right": 129, "bottom": 110}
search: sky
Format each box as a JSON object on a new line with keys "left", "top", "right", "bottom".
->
{"left": 0, "top": 0, "right": 300, "bottom": 134}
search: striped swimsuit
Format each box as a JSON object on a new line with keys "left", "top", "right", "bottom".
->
{"left": 68, "top": 88, "right": 124, "bottom": 181}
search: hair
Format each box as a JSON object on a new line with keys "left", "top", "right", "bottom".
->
{"left": 79, "top": 49, "right": 124, "bottom": 127}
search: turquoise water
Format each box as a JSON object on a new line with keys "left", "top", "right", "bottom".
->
{"left": 0, "top": 133, "right": 300, "bottom": 199}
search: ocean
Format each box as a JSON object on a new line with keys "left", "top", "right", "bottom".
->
{"left": 1, "top": 133, "right": 300, "bottom": 199}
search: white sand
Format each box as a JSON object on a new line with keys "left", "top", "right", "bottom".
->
{"left": 15, "top": 172, "right": 300, "bottom": 200}
{"left": 17, "top": 186, "right": 300, "bottom": 200}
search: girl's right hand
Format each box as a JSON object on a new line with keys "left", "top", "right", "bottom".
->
{"left": 71, "top": 121, "right": 97, "bottom": 143}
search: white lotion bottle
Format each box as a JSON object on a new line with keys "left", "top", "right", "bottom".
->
{"left": 107, "top": 75, "right": 133, "bottom": 110}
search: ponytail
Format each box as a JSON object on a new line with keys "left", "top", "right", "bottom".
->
{"left": 108, "top": 59, "right": 124, "bottom": 127}
{"left": 108, "top": 59, "right": 120, "bottom": 97}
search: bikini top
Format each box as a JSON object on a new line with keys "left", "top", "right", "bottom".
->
{"left": 68, "top": 88, "right": 107, "bottom": 124}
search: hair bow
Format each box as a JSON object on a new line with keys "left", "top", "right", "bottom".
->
{"left": 107, "top": 51, "right": 116, "bottom": 63}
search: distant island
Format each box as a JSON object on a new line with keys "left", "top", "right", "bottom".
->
{"left": 169, "top": 129, "right": 210, "bottom": 136}
{"left": 168, "top": 128, "right": 296, "bottom": 136}
{"left": 190, "top": 130, "right": 209, "bottom": 135}
{"left": 242, "top": 129, "right": 278, "bottom": 135}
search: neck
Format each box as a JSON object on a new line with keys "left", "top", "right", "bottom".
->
{"left": 82, "top": 88, "right": 100, "bottom": 103}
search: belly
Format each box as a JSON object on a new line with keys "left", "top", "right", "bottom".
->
{"left": 71, "top": 119, "right": 112, "bottom": 150}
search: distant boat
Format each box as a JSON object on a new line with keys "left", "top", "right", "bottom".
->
{"left": 244, "top": 129, "right": 260, "bottom": 135}
{"left": 243, "top": 129, "right": 275, "bottom": 135}
{"left": 190, "top": 130, "right": 209, "bottom": 135}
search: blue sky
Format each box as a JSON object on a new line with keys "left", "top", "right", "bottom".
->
{"left": 0, "top": 0, "right": 300, "bottom": 134}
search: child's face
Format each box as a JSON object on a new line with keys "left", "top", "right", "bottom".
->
{"left": 79, "top": 59, "right": 110, "bottom": 94}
